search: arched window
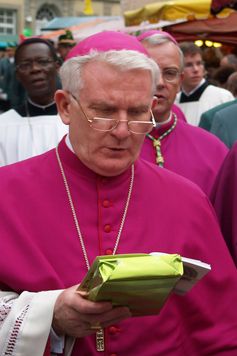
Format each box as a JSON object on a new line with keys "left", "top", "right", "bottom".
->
{"left": 35, "top": 4, "right": 60, "bottom": 34}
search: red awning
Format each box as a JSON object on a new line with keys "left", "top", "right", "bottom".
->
{"left": 163, "top": 11, "right": 237, "bottom": 45}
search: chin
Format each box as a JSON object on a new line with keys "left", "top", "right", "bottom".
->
{"left": 96, "top": 161, "right": 132, "bottom": 177}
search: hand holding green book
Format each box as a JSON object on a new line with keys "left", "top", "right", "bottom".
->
{"left": 78, "top": 253, "right": 211, "bottom": 316}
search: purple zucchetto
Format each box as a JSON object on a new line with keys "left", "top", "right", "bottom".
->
{"left": 66, "top": 31, "right": 149, "bottom": 60}
{"left": 137, "top": 30, "right": 178, "bottom": 45}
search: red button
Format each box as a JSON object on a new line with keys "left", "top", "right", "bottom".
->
{"left": 109, "top": 326, "right": 119, "bottom": 335}
{"left": 105, "top": 249, "right": 113, "bottom": 255}
{"left": 102, "top": 200, "right": 110, "bottom": 208}
{"left": 104, "top": 224, "right": 111, "bottom": 233}
{"left": 110, "top": 354, "right": 117, "bottom": 356}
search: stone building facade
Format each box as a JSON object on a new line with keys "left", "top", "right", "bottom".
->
{"left": 25, "top": 0, "right": 121, "bottom": 34}
{"left": 0, "top": 0, "right": 121, "bottom": 45}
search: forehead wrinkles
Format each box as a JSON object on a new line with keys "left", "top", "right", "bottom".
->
{"left": 80, "top": 62, "right": 152, "bottom": 104}
{"left": 146, "top": 43, "right": 181, "bottom": 70}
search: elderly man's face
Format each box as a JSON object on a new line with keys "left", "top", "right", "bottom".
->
{"left": 57, "top": 60, "right": 154, "bottom": 176}
{"left": 144, "top": 41, "right": 182, "bottom": 122}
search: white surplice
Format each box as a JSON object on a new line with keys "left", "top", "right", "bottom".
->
{"left": 0, "top": 109, "right": 68, "bottom": 166}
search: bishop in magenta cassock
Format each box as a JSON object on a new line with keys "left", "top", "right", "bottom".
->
{"left": 0, "top": 31, "right": 237, "bottom": 356}
{"left": 138, "top": 30, "right": 228, "bottom": 197}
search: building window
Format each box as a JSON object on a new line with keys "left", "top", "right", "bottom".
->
{"left": 0, "top": 9, "right": 16, "bottom": 35}
{"left": 35, "top": 5, "right": 59, "bottom": 35}
{"left": 103, "top": 3, "right": 112, "bottom": 16}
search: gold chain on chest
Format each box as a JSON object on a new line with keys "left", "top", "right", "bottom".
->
{"left": 146, "top": 113, "right": 177, "bottom": 167}
{"left": 56, "top": 145, "right": 135, "bottom": 352}
{"left": 55, "top": 145, "right": 134, "bottom": 270}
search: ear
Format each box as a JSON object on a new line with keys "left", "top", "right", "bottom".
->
{"left": 177, "top": 71, "right": 184, "bottom": 93}
{"left": 54, "top": 90, "right": 71, "bottom": 125}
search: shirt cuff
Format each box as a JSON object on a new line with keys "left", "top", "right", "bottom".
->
{"left": 50, "top": 327, "right": 65, "bottom": 353}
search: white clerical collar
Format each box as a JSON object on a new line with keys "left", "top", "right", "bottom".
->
{"left": 182, "top": 78, "right": 206, "bottom": 96}
{"left": 27, "top": 97, "right": 56, "bottom": 110}
{"left": 156, "top": 112, "right": 172, "bottom": 127}
{"left": 65, "top": 134, "right": 75, "bottom": 153}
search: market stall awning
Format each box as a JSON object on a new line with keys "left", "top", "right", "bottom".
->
{"left": 211, "top": 0, "right": 237, "bottom": 14}
{"left": 163, "top": 11, "right": 237, "bottom": 45}
{"left": 124, "top": 0, "right": 233, "bottom": 26}
{"left": 40, "top": 16, "right": 120, "bottom": 31}
{"left": 0, "top": 34, "right": 18, "bottom": 48}
{"left": 41, "top": 16, "right": 124, "bottom": 42}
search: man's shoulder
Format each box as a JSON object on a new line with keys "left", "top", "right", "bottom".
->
{"left": 0, "top": 149, "right": 55, "bottom": 181}
{"left": 176, "top": 119, "right": 228, "bottom": 148}
{"left": 205, "top": 84, "right": 234, "bottom": 98}
{"left": 214, "top": 102, "right": 237, "bottom": 120}
{"left": 211, "top": 105, "right": 237, "bottom": 143}
{"left": 201, "top": 99, "right": 236, "bottom": 118}
{"left": 137, "top": 158, "right": 206, "bottom": 198}
{"left": 0, "top": 109, "right": 22, "bottom": 122}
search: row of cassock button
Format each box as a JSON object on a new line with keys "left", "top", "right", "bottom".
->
{"left": 102, "top": 199, "right": 121, "bottom": 356}
{"left": 102, "top": 199, "right": 114, "bottom": 255}
{"left": 108, "top": 326, "right": 120, "bottom": 356}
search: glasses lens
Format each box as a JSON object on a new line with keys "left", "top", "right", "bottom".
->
{"left": 128, "top": 121, "right": 154, "bottom": 134}
{"left": 16, "top": 58, "right": 53, "bottom": 72}
{"left": 91, "top": 117, "right": 117, "bottom": 131}
{"left": 37, "top": 58, "right": 53, "bottom": 66}
{"left": 162, "top": 69, "right": 179, "bottom": 82}
{"left": 16, "top": 62, "right": 30, "bottom": 71}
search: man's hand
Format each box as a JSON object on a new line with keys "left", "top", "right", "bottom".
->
{"left": 52, "top": 285, "right": 131, "bottom": 338}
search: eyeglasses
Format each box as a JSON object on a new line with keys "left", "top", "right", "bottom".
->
{"left": 70, "top": 94, "right": 156, "bottom": 134}
{"left": 184, "top": 61, "right": 204, "bottom": 69}
{"left": 161, "top": 68, "right": 181, "bottom": 83}
{"left": 16, "top": 58, "right": 55, "bottom": 72}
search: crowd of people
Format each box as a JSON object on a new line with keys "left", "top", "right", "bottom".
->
{"left": 0, "top": 29, "right": 237, "bottom": 355}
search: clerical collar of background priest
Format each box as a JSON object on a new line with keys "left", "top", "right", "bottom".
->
{"left": 27, "top": 97, "right": 56, "bottom": 110}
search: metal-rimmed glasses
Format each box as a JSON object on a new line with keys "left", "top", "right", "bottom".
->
{"left": 70, "top": 93, "right": 156, "bottom": 134}
{"left": 160, "top": 68, "right": 181, "bottom": 83}
{"left": 16, "top": 58, "right": 55, "bottom": 72}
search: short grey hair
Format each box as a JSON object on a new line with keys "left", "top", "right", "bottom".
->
{"left": 59, "top": 49, "right": 159, "bottom": 97}
{"left": 141, "top": 34, "right": 184, "bottom": 71}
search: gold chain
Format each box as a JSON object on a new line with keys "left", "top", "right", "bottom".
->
{"left": 55, "top": 145, "right": 134, "bottom": 270}
{"left": 146, "top": 113, "right": 177, "bottom": 167}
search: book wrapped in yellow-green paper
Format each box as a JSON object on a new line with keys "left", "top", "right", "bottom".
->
{"left": 78, "top": 253, "right": 186, "bottom": 316}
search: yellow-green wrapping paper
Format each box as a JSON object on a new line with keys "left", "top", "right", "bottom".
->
{"left": 78, "top": 253, "right": 183, "bottom": 316}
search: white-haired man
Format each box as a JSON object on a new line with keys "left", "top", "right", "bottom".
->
{"left": 0, "top": 31, "right": 237, "bottom": 356}
{"left": 138, "top": 30, "right": 228, "bottom": 197}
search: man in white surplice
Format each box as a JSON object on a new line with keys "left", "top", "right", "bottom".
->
{"left": 0, "top": 37, "right": 67, "bottom": 166}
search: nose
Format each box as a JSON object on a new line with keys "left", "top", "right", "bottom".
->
{"left": 30, "top": 60, "right": 42, "bottom": 71}
{"left": 112, "top": 120, "right": 131, "bottom": 139}
{"left": 192, "top": 64, "right": 199, "bottom": 71}
{"left": 111, "top": 111, "right": 131, "bottom": 139}
{"left": 156, "top": 72, "right": 167, "bottom": 90}
{"left": 158, "top": 72, "right": 166, "bottom": 86}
